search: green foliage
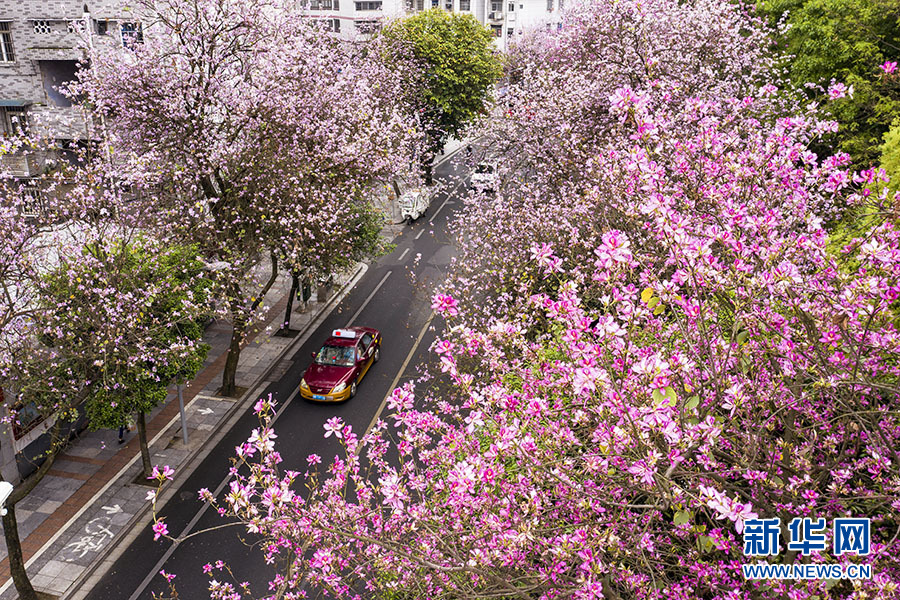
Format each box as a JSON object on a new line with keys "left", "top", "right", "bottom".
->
{"left": 382, "top": 9, "right": 503, "bottom": 152}
{"left": 757, "top": 0, "right": 900, "bottom": 166}
{"left": 881, "top": 120, "right": 900, "bottom": 192}
{"left": 41, "top": 240, "right": 211, "bottom": 430}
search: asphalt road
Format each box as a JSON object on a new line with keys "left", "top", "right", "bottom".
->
{"left": 83, "top": 156, "right": 466, "bottom": 600}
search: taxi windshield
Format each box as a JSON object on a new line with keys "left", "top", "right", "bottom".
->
{"left": 475, "top": 164, "right": 494, "bottom": 174}
{"left": 316, "top": 345, "right": 355, "bottom": 367}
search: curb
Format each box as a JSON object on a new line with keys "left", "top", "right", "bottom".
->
{"left": 434, "top": 141, "right": 469, "bottom": 169}
{"left": 62, "top": 262, "right": 369, "bottom": 600}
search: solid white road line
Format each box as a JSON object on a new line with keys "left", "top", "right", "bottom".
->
{"left": 127, "top": 387, "right": 301, "bottom": 600}
{"left": 345, "top": 270, "right": 391, "bottom": 328}
{"left": 398, "top": 247, "right": 410, "bottom": 262}
{"left": 414, "top": 228, "right": 426, "bottom": 240}
{"left": 428, "top": 198, "right": 451, "bottom": 224}
{"left": 363, "top": 311, "right": 435, "bottom": 436}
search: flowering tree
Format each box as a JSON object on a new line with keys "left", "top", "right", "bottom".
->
{"left": 477, "top": 0, "right": 791, "bottom": 204}
{"left": 75, "top": 0, "right": 419, "bottom": 395}
{"left": 381, "top": 8, "right": 502, "bottom": 183}
{"left": 0, "top": 138, "right": 63, "bottom": 600}
{"left": 165, "top": 91, "right": 900, "bottom": 600}
{"left": 40, "top": 239, "right": 210, "bottom": 478}
{"left": 146, "top": 1, "right": 900, "bottom": 599}
{"left": 0, "top": 127, "right": 211, "bottom": 597}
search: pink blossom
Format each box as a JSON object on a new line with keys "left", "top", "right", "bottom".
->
{"left": 152, "top": 520, "right": 169, "bottom": 541}
{"left": 431, "top": 293, "right": 459, "bottom": 317}
{"left": 827, "top": 81, "right": 853, "bottom": 99}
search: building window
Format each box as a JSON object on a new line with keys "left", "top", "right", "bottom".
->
{"left": 508, "top": 2, "right": 514, "bottom": 10}
{"left": 491, "top": 24, "right": 501, "bottom": 37}
{"left": 33, "top": 20, "right": 53, "bottom": 35}
{"left": 432, "top": 0, "right": 439, "bottom": 7}
{"left": 67, "top": 20, "right": 83, "bottom": 34}
{"left": 355, "top": 1, "right": 382, "bottom": 10}
{"left": 507, "top": 27, "right": 514, "bottom": 37}
{"left": 459, "top": 0, "right": 470, "bottom": 9}
{"left": 546, "top": 0, "right": 553, "bottom": 10}
{"left": 445, "top": 0, "right": 453, "bottom": 9}
{"left": 329, "top": 18, "right": 341, "bottom": 32}
{"left": 416, "top": 0, "right": 424, "bottom": 9}
{"left": 0, "top": 107, "right": 27, "bottom": 136}
{"left": 10, "top": 399, "right": 46, "bottom": 439}
{"left": 39, "top": 60, "right": 79, "bottom": 107}
{"left": 356, "top": 20, "right": 381, "bottom": 34}
{"left": 96, "top": 20, "right": 117, "bottom": 36}
{"left": 0, "top": 22, "right": 15, "bottom": 62}
{"left": 491, "top": 0, "right": 503, "bottom": 10}
{"left": 121, "top": 22, "right": 143, "bottom": 48}
{"left": 22, "top": 185, "right": 43, "bottom": 218}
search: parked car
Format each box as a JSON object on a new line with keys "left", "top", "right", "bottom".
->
{"left": 299, "top": 327, "right": 381, "bottom": 402}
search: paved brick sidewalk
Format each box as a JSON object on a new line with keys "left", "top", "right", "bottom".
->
{"left": 0, "top": 263, "right": 367, "bottom": 600}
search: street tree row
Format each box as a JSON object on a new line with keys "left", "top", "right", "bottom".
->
{"left": 0, "top": 2, "right": 502, "bottom": 599}
{"left": 165, "top": 1, "right": 900, "bottom": 599}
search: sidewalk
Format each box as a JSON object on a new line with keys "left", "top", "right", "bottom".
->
{"left": 0, "top": 147, "right": 464, "bottom": 600}
{"left": 0, "top": 262, "right": 366, "bottom": 600}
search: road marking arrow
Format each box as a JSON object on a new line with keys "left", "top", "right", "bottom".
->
{"left": 197, "top": 407, "right": 214, "bottom": 416}
{"left": 101, "top": 504, "right": 122, "bottom": 515}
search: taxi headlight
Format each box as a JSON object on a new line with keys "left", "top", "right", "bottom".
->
{"left": 331, "top": 382, "right": 347, "bottom": 394}
{"left": 300, "top": 378, "right": 309, "bottom": 389}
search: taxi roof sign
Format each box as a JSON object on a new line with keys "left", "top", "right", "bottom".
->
{"left": 332, "top": 328, "right": 357, "bottom": 339}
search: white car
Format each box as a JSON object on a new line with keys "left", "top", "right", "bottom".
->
{"left": 470, "top": 161, "right": 499, "bottom": 193}
{"left": 395, "top": 179, "right": 432, "bottom": 224}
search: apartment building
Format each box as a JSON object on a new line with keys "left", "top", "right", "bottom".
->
{"left": 0, "top": 1, "right": 139, "bottom": 180}
{"left": 302, "top": 0, "right": 562, "bottom": 50}
{"left": 418, "top": 0, "right": 564, "bottom": 51}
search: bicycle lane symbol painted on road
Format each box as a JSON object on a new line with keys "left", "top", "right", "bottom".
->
{"left": 60, "top": 516, "right": 117, "bottom": 563}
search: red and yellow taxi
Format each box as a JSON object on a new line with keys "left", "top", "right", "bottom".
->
{"left": 300, "top": 327, "right": 381, "bottom": 402}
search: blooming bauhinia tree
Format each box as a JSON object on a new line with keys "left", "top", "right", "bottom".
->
{"left": 146, "top": 1, "right": 900, "bottom": 599}
{"left": 75, "top": 0, "right": 420, "bottom": 395}
{"left": 40, "top": 238, "right": 211, "bottom": 478}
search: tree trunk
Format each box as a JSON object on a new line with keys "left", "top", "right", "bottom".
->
{"left": 137, "top": 411, "right": 151, "bottom": 479}
{"left": 221, "top": 252, "right": 279, "bottom": 397}
{"left": 421, "top": 153, "right": 434, "bottom": 186}
{"left": 3, "top": 504, "right": 37, "bottom": 600}
{"left": 0, "top": 406, "right": 75, "bottom": 600}
{"left": 221, "top": 316, "right": 244, "bottom": 397}
{"left": 279, "top": 273, "right": 299, "bottom": 333}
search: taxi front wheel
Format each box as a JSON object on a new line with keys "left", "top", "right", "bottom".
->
{"left": 374, "top": 348, "right": 380, "bottom": 362}
{"left": 350, "top": 382, "right": 357, "bottom": 398}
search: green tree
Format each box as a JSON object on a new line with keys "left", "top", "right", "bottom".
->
{"left": 881, "top": 120, "right": 900, "bottom": 193}
{"left": 40, "top": 240, "right": 210, "bottom": 478}
{"left": 757, "top": 0, "right": 900, "bottom": 166}
{"left": 382, "top": 9, "right": 503, "bottom": 183}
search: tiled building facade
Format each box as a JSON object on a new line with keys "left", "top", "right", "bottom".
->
{"left": 0, "top": 1, "right": 138, "bottom": 177}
